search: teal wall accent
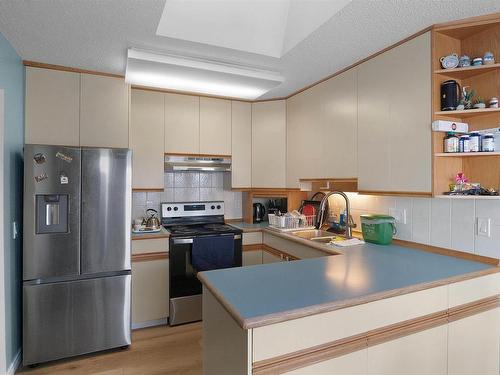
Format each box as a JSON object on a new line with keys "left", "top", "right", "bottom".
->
{"left": 0, "top": 31, "right": 24, "bottom": 369}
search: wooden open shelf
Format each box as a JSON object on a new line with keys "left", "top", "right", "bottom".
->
{"left": 432, "top": 15, "right": 500, "bottom": 196}
{"left": 434, "top": 63, "right": 500, "bottom": 79}
{"left": 435, "top": 152, "right": 500, "bottom": 157}
{"left": 435, "top": 107, "right": 500, "bottom": 118}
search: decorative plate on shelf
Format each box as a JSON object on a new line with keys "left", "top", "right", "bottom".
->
{"left": 440, "top": 54, "right": 459, "bottom": 69}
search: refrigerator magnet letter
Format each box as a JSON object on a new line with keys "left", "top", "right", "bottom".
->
{"left": 33, "top": 153, "right": 46, "bottom": 164}
{"left": 56, "top": 152, "right": 73, "bottom": 163}
{"left": 34, "top": 173, "right": 48, "bottom": 183}
{"left": 60, "top": 174, "right": 68, "bottom": 184}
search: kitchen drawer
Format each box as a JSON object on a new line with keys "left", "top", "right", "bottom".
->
{"left": 448, "top": 272, "right": 500, "bottom": 308}
{"left": 243, "top": 232, "right": 263, "bottom": 245}
{"left": 132, "top": 238, "right": 169, "bottom": 255}
{"left": 243, "top": 250, "right": 263, "bottom": 266}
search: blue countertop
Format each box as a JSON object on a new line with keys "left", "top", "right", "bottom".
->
{"left": 198, "top": 239, "right": 498, "bottom": 329}
{"left": 228, "top": 221, "right": 270, "bottom": 231}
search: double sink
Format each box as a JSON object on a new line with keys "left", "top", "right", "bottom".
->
{"left": 290, "top": 229, "right": 339, "bottom": 243}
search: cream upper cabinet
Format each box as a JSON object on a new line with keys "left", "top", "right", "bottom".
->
{"left": 231, "top": 101, "right": 252, "bottom": 188}
{"left": 25, "top": 67, "right": 80, "bottom": 146}
{"left": 80, "top": 74, "right": 130, "bottom": 148}
{"left": 286, "top": 69, "right": 357, "bottom": 188}
{"left": 357, "top": 32, "right": 431, "bottom": 193}
{"left": 200, "top": 97, "right": 231, "bottom": 155}
{"left": 164, "top": 93, "right": 200, "bottom": 154}
{"left": 130, "top": 89, "right": 165, "bottom": 189}
{"left": 252, "top": 100, "right": 286, "bottom": 188}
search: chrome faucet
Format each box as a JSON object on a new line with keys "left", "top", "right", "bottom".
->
{"left": 315, "top": 191, "right": 352, "bottom": 239}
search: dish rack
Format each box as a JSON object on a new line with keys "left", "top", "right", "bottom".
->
{"left": 268, "top": 214, "right": 316, "bottom": 232}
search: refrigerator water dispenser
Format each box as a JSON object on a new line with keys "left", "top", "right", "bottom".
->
{"left": 36, "top": 194, "right": 68, "bottom": 234}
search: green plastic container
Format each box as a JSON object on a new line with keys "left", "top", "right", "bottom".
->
{"left": 360, "top": 214, "right": 397, "bottom": 245}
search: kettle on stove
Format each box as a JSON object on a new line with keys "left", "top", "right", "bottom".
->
{"left": 253, "top": 203, "right": 266, "bottom": 223}
{"left": 145, "top": 209, "right": 161, "bottom": 229}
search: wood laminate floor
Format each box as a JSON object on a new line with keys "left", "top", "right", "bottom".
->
{"left": 17, "top": 323, "right": 203, "bottom": 375}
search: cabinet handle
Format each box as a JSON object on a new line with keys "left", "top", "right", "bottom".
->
{"left": 280, "top": 253, "right": 284, "bottom": 260}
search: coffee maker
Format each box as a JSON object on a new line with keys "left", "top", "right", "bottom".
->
{"left": 253, "top": 203, "right": 266, "bottom": 223}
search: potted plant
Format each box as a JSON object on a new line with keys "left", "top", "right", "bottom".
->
{"left": 460, "top": 87, "right": 475, "bottom": 110}
{"left": 473, "top": 96, "right": 486, "bottom": 109}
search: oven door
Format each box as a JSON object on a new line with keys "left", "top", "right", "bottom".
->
{"left": 169, "top": 233, "right": 242, "bottom": 325}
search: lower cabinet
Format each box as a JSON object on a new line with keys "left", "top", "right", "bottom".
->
{"left": 262, "top": 250, "right": 282, "bottom": 264}
{"left": 243, "top": 250, "right": 263, "bottom": 266}
{"left": 131, "top": 238, "right": 169, "bottom": 328}
{"left": 131, "top": 258, "right": 169, "bottom": 327}
{"left": 367, "top": 326, "right": 447, "bottom": 375}
{"left": 286, "top": 350, "right": 367, "bottom": 375}
{"left": 448, "top": 308, "right": 500, "bottom": 375}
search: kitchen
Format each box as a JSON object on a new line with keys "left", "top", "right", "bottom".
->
{"left": 0, "top": 1, "right": 500, "bottom": 375}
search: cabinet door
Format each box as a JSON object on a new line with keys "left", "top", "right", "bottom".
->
{"left": 262, "top": 250, "right": 282, "bottom": 264}
{"left": 231, "top": 101, "right": 252, "bottom": 188}
{"left": 357, "top": 32, "right": 431, "bottom": 193}
{"left": 200, "top": 97, "right": 231, "bottom": 155}
{"left": 448, "top": 308, "right": 500, "bottom": 375}
{"left": 286, "top": 69, "right": 358, "bottom": 188}
{"left": 131, "top": 258, "right": 169, "bottom": 325}
{"left": 25, "top": 67, "right": 80, "bottom": 146}
{"left": 367, "top": 325, "right": 447, "bottom": 375}
{"left": 164, "top": 93, "right": 200, "bottom": 154}
{"left": 285, "top": 349, "right": 367, "bottom": 375}
{"left": 80, "top": 74, "right": 130, "bottom": 148}
{"left": 242, "top": 250, "right": 263, "bottom": 266}
{"left": 252, "top": 100, "right": 286, "bottom": 188}
{"left": 130, "top": 90, "right": 165, "bottom": 189}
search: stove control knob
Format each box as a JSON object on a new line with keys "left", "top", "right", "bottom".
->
{"left": 167, "top": 207, "right": 172, "bottom": 211}
{"left": 174, "top": 207, "right": 178, "bottom": 211}
{"left": 216, "top": 205, "right": 221, "bottom": 209}
{"left": 211, "top": 205, "right": 215, "bottom": 210}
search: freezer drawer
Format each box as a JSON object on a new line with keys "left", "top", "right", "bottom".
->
{"left": 23, "top": 274, "right": 131, "bottom": 366}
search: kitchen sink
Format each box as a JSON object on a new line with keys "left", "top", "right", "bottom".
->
{"left": 290, "top": 229, "right": 338, "bottom": 243}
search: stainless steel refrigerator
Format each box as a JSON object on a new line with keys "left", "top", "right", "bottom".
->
{"left": 23, "top": 144, "right": 132, "bottom": 366}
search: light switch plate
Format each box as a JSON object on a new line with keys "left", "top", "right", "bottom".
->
{"left": 389, "top": 208, "right": 406, "bottom": 224}
{"left": 477, "top": 217, "right": 491, "bottom": 238}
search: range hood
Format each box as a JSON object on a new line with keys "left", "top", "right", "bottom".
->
{"left": 164, "top": 155, "right": 231, "bottom": 172}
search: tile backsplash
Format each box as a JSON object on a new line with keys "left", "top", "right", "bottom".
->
{"left": 132, "top": 172, "right": 242, "bottom": 221}
{"left": 329, "top": 193, "right": 500, "bottom": 259}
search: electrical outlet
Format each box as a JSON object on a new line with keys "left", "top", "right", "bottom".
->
{"left": 477, "top": 217, "right": 491, "bottom": 238}
{"left": 389, "top": 208, "right": 407, "bottom": 224}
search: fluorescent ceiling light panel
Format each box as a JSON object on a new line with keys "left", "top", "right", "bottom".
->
{"left": 125, "top": 49, "right": 284, "bottom": 100}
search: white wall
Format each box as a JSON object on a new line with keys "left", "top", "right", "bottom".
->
{"left": 329, "top": 194, "right": 500, "bottom": 259}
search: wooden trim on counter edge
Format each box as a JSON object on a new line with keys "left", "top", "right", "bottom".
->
{"left": 243, "top": 244, "right": 263, "bottom": 252}
{"left": 357, "top": 190, "right": 433, "bottom": 197}
{"left": 391, "top": 237, "right": 500, "bottom": 266}
{"left": 132, "top": 252, "right": 169, "bottom": 262}
{"left": 132, "top": 233, "right": 169, "bottom": 240}
{"left": 132, "top": 188, "right": 164, "bottom": 192}
{"left": 23, "top": 60, "right": 124, "bottom": 79}
{"left": 262, "top": 244, "right": 299, "bottom": 261}
{"left": 252, "top": 295, "right": 500, "bottom": 375}
{"left": 199, "top": 241, "right": 500, "bottom": 331}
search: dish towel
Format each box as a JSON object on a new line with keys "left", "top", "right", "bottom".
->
{"left": 331, "top": 238, "right": 365, "bottom": 247}
{"left": 192, "top": 235, "right": 235, "bottom": 272}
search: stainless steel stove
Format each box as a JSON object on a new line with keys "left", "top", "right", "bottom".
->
{"left": 161, "top": 201, "right": 242, "bottom": 326}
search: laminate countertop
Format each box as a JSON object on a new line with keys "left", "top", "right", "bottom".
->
{"left": 198, "top": 232, "right": 499, "bottom": 329}
{"left": 227, "top": 221, "right": 270, "bottom": 232}
{"left": 131, "top": 227, "right": 170, "bottom": 240}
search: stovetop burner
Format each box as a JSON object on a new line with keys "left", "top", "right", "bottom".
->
{"left": 165, "top": 223, "right": 241, "bottom": 237}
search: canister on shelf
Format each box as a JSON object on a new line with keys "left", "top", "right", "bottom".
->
{"left": 469, "top": 132, "right": 482, "bottom": 152}
{"left": 482, "top": 133, "right": 495, "bottom": 152}
{"left": 459, "top": 135, "right": 470, "bottom": 153}
{"left": 444, "top": 132, "right": 459, "bottom": 153}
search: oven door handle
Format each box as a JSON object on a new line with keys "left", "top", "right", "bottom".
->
{"left": 173, "top": 238, "right": 194, "bottom": 245}
{"left": 172, "top": 234, "right": 241, "bottom": 245}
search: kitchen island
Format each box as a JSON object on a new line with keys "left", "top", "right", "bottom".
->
{"left": 198, "top": 230, "right": 500, "bottom": 375}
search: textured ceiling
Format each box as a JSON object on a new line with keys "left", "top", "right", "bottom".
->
{"left": 0, "top": 0, "right": 500, "bottom": 99}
